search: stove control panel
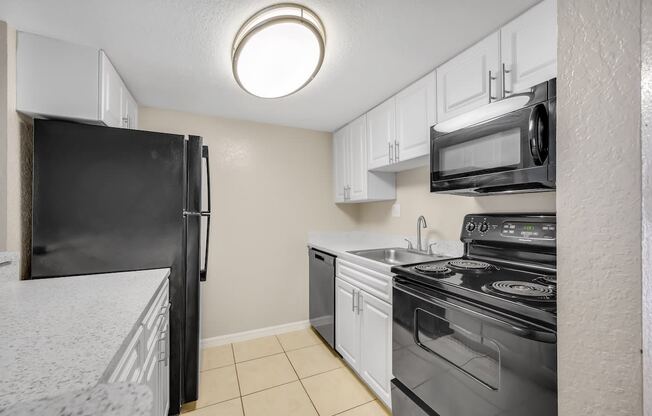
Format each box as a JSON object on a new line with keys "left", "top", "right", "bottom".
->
{"left": 500, "top": 222, "right": 556, "bottom": 240}
{"left": 461, "top": 214, "right": 556, "bottom": 248}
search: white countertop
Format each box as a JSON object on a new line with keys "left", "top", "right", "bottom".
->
{"left": 307, "top": 231, "right": 463, "bottom": 273}
{"left": 0, "top": 268, "right": 170, "bottom": 410}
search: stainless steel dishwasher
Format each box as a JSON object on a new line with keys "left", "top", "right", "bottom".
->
{"left": 309, "top": 248, "right": 335, "bottom": 348}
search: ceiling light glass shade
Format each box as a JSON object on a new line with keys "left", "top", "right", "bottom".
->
{"left": 232, "top": 4, "right": 326, "bottom": 98}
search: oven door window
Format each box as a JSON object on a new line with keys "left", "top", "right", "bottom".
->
{"left": 438, "top": 128, "right": 521, "bottom": 178}
{"left": 415, "top": 308, "right": 500, "bottom": 390}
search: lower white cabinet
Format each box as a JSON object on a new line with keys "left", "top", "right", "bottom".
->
{"left": 358, "top": 290, "right": 392, "bottom": 406}
{"left": 108, "top": 279, "right": 169, "bottom": 415}
{"left": 335, "top": 268, "right": 392, "bottom": 407}
{"left": 335, "top": 278, "right": 361, "bottom": 368}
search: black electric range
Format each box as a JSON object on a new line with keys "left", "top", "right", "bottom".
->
{"left": 390, "top": 213, "right": 557, "bottom": 416}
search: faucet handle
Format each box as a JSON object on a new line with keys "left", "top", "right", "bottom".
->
{"left": 427, "top": 242, "right": 437, "bottom": 255}
{"left": 404, "top": 238, "right": 414, "bottom": 250}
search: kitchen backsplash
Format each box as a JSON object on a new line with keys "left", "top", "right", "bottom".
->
{"left": 355, "top": 166, "right": 557, "bottom": 241}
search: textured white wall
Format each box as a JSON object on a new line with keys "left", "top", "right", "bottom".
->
{"left": 642, "top": 0, "right": 652, "bottom": 413}
{"left": 558, "top": 1, "right": 643, "bottom": 415}
{"left": 0, "top": 21, "right": 8, "bottom": 251}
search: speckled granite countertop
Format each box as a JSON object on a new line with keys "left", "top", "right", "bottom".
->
{"left": 0, "top": 268, "right": 170, "bottom": 410}
{"left": 0, "top": 382, "right": 152, "bottom": 416}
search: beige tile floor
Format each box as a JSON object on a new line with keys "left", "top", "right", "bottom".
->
{"left": 181, "top": 328, "right": 391, "bottom": 416}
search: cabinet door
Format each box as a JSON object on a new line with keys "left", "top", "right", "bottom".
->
{"left": 141, "top": 340, "right": 160, "bottom": 416}
{"left": 436, "top": 32, "right": 501, "bottom": 122}
{"left": 333, "top": 127, "right": 349, "bottom": 203}
{"left": 501, "top": 0, "right": 557, "bottom": 95}
{"left": 359, "top": 291, "right": 392, "bottom": 407}
{"left": 366, "top": 98, "right": 396, "bottom": 170}
{"left": 348, "top": 115, "right": 367, "bottom": 201}
{"left": 395, "top": 71, "right": 436, "bottom": 162}
{"left": 335, "top": 278, "right": 360, "bottom": 370}
{"left": 159, "top": 308, "right": 170, "bottom": 416}
{"left": 122, "top": 89, "right": 138, "bottom": 129}
{"left": 100, "top": 52, "right": 124, "bottom": 128}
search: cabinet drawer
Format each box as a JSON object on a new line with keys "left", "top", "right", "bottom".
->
{"left": 336, "top": 259, "right": 392, "bottom": 304}
{"left": 109, "top": 325, "right": 144, "bottom": 383}
{"left": 142, "top": 280, "right": 169, "bottom": 352}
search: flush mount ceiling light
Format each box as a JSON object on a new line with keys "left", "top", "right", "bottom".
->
{"left": 232, "top": 3, "right": 326, "bottom": 98}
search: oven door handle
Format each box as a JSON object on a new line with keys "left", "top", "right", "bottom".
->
{"left": 394, "top": 281, "right": 557, "bottom": 343}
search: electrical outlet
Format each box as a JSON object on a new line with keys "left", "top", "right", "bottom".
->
{"left": 391, "top": 203, "right": 401, "bottom": 217}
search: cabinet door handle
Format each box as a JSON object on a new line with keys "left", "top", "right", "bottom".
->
{"left": 388, "top": 142, "right": 393, "bottom": 164}
{"left": 351, "top": 288, "right": 356, "bottom": 312}
{"left": 488, "top": 70, "right": 497, "bottom": 103}
{"left": 357, "top": 291, "right": 362, "bottom": 315}
{"left": 502, "top": 63, "right": 511, "bottom": 98}
{"left": 122, "top": 117, "right": 129, "bottom": 128}
{"left": 395, "top": 140, "right": 399, "bottom": 162}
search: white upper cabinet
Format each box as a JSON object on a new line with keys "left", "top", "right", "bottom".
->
{"left": 333, "top": 127, "right": 349, "bottom": 203}
{"left": 100, "top": 52, "right": 124, "bottom": 128}
{"left": 348, "top": 115, "right": 367, "bottom": 201}
{"left": 366, "top": 98, "right": 396, "bottom": 170}
{"left": 17, "top": 32, "right": 138, "bottom": 129}
{"left": 333, "top": 115, "right": 395, "bottom": 204}
{"left": 501, "top": 0, "right": 557, "bottom": 95}
{"left": 437, "top": 32, "right": 501, "bottom": 122}
{"left": 395, "top": 71, "right": 436, "bottom": 164}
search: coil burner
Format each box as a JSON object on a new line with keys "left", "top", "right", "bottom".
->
{"left": 483, "top": 281, "right": 555, "bottom": 302}
{"left": 447, "top": 259, "right": 495, "bottom": 272}
{"left": 414, "top": 264, "right": 452, "bottom": 276}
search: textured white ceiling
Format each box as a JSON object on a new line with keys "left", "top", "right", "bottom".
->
{"left": 0, "top": 0, "right": 540, "bottom": 131}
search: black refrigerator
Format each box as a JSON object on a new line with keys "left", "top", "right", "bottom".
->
{"left": 31, "top": 119, "right": 211, "bottom": 414}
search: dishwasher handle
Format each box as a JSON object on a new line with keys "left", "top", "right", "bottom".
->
{"left": 310, "top": 249, "right": 335, "bottom": 266}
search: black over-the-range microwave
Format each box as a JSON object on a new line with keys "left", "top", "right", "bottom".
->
{"left": 430, "top": 78, "right": 556, "bottom": 195}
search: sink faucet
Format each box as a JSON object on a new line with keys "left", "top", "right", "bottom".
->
{"left": 417, "top": 215, "right": 427, "bottom": 253}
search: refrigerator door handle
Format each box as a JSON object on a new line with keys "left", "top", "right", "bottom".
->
{"left": 199, "top": 145, "right": 211, "bottom": 282}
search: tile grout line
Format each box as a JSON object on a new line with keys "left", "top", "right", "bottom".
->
{"left": 229, "top": 343, "right": 247, "bottom": 416}
{"left": 279, "top": 333, "right": 324, "bottom": 415}
{"left": 331, "top": 398, "right": 379, "bottom": 416}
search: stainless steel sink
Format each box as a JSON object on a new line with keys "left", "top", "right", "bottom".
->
{"left": 348, "top": 248, "right": 443, "bottom": 266}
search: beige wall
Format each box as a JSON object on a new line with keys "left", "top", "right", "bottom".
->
{"left": 0, "top": 21, "right": 31, "bottom": 275}
{"left": 356, "top": 166, "right": 556, "bottom": 240}
{"left": 138, "top": 108, "right": 358, "bottom": 339}
{"left": 558, "top": 1, "right": 643, "bottom": 415}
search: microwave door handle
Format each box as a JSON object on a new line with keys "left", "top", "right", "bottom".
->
{"left": 529, "top": 104, "right": 549, "bottom": 166}
{"left": 200, "top": 145, "right": 211, "bottom": 282}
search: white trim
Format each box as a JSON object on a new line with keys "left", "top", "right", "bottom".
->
{"left": 200, "top": 320, "right": 311, "bottom": 348}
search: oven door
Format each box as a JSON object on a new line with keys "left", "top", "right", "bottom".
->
{"left": 392, "top": 278, "right": 557, "bottom": 416}
{"left": 430, "top": 98, "right": 554, "bottom": 195}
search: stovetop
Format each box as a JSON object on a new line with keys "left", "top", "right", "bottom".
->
{"left": 392, "top": 256, "right": 557, "bottom": 325}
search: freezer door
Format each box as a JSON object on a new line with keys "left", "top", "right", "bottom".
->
{"left": 183, "top": 135, "right": 203, "bottom": 402}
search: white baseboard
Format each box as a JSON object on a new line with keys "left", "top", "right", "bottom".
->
{"left": 201, "top": 320, "right": 311, "bottom": 349}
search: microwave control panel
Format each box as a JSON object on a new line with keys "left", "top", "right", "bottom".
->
{"left": 461, "top": 214, "right": 556, "bottom": 248}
